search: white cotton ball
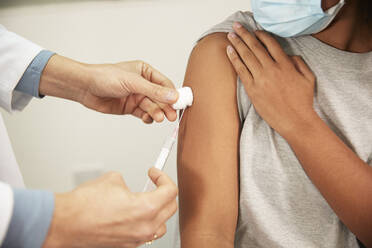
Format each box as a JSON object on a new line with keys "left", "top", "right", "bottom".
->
{"left": 172, "top": 87, "right": 194, "bottom": 110}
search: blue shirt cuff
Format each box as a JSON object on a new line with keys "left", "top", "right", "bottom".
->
{"left": 15, "top": 50, "right": 55, "bottom": 98}
{"left": 2, "top": 189, "right": 55, "bottom": 248}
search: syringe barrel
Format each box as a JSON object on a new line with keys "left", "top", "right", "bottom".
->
{"left": 154, "top": 148, "right": 170, "bottom": 170}
{"left": 163, "top": 136, "right": 176, "bottom": 150}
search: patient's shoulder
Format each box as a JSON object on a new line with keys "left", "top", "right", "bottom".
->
{"left": 185, "top": 32, "right": 237, "bottom": 90}
{"left": 183, "top": 32, "right": 238, "bottom": 119}
{"left": 196, "top": 32, "right": 231, "bottom": 54}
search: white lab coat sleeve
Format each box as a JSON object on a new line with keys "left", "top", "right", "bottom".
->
{"left": 0, "top": 182, "right": 14, "bottom": 245}
{"left": 0, "top": 25, "right": 42, "bottom": 112}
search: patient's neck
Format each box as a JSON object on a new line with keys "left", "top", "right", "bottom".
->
{"left": 313, "top": 1, "right": 372, "bottom": 53}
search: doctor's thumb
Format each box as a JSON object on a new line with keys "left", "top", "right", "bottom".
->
{"left": 148, "top": 168, "right": 176, "bottom": 188}
{"left": 131, "top": 76, "right": 179, "bottom": 104}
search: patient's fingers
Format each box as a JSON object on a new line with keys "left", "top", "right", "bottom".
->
{"left": 226, "top": 45, "right": 254, "bottom": 90}
{"left": 233, "top": 22, "right": 274, "bottom": 66}
{"left": 227, "top": 32, "right": 262, "bottom": 78}
{"left": 254, "top": 30, "right": 292, "bottom": 66}
{"left": 290, "top": 56, "right": 315, "bottom": 83}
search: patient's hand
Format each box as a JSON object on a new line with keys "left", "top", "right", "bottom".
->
{"left": 227, "top": 23, "right": 317, "bottom": 139}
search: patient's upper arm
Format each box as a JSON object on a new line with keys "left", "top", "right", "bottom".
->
{"left": 177, "top": 33, "right": 241, "bottom": 247}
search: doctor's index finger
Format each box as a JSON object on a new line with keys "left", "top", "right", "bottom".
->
{"left": 130, "top": 74, "right": 179, "bottom": 104}
{"left": 140, "top": 62, "right": 175, "bottom": 89}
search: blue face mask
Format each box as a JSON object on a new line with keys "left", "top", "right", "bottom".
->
{"left": 251, "top": 0, "right": 345, "bottom": 37}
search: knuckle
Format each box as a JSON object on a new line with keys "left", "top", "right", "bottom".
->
{"left": 154, "top": 108, "right": 163, "bottom": 116}
{"left": 134, "top": 60, "right": 146, "bottom": 75}
{"left": 135, "top": 60, "right": 145, "bottom": 66}
{"left": 140, "top": 198, "right": 158, "bottom": 218}
{"left": 230, "top": 55, "right": 240, "bottom": 65}
{"left": 254, "top": 30, "right": 266, "bottom": 39}
{"left": 170, "top": 201, "right": 178, "bottom": 216}
{"left": 240, "top": 33, "right": 249, "bottom": 42}
{"left": 251, "top": 41, "right": 263, "bottom": 51}
{"left": 254, "top": 68, "right": 265, "bottom": 80}
{"left": 173, "top": 201, "right": 179, "bottom": 212}
{"left": 166, "top": 185, "right": 178, "bottom": 199}
{"left": 159, "top": 225, "right": 167, "bottom": 238}
{"left": 241, "top": 29, "right": 250, "bottom": 37}
{"left": 153, "top": 86, "right": 164, "bottom": 98}
{"left": 142, "top": 63, "right": 152, "bottom": 77}
{"left": 134, "top": 60, "right": 144, "bottom": 71}
{"left": 241, "top": 50, "right": 252, "bottom": 59}
{"left": 140, "top": 224, "right": 156, "bottom": 241}
{"left": 131, "top": 228, "right": 144, "bottom": 241}
{"left": 234, "top": 37, "right": 243, "bottom": 46}
{"left": 270, "top": 64, "right": 281, "bottom": 75}
{"left": 235, "top": 64, "right": 247, "bottom": 75}
{"left": 170, "top": 185, "right": 179, "bottom": 198}
{"left": 255, "top": 30, "right": 264, "bottom": 35}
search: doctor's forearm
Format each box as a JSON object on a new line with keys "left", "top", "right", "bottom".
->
{"left": 285, "top": 114, "right": 372, "bottom": 246}
{"left": 39, "top": 55, "right": 91, "bottom": 103}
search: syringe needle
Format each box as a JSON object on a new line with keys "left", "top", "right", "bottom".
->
{"left": 142, "top": 109, "right": 186, "bottom": 192}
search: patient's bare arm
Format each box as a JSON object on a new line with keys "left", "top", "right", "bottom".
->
{"left": 177, "top": 33, "right": 241, "bottom": 248}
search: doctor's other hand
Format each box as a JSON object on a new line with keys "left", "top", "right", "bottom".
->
{"left": 39, "top": 55, "right": 179, "bottom": 124}
{"left": 42, "top": 168, "right": 178, "bottom": 248}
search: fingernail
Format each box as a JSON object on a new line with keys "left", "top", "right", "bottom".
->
{"left": 228, "top": 32, "right": 237, "bottom": 39}
{"left": 227, "top": 45, "right": 234, "bottom": 54}
{"left": 166, "top": 90, "right": 178, "bottom": 102}
{"left": 234, "top": 22, "right": 242, "bottom": 29}
{"left": 156, "top": 112, "right": 164, "bottom": 121}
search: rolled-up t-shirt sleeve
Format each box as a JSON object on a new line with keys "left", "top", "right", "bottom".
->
{"left": 1, "top": 189, "right": 55, "bottom": 248}
{"left": 15, "top": 50, "right": 55, "bottom": 98}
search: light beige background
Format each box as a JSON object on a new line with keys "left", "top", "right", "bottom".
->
{"left": 0, "top": 0, "right": 250, "bottom": 247}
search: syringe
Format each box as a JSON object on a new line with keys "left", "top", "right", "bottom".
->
{"left": 142, "top": 110, "right": 186, "bottom": 192}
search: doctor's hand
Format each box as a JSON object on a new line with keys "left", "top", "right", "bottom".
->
{"left": 39, "top": 55, "right": 179, "bottom": 124}
{"left": 226, "top": 23, "right": 317, "bottom": 139}
{"left": 42, "top": 168, "right": 178, "bottom": 248}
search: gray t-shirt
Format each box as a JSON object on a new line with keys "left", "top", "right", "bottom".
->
{"left": 175, "top": 11, "right": 372, "bottom": 248}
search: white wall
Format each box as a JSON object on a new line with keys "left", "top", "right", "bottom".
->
{"left": 0, "top": 0, "right": 250, "bottom": 247}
